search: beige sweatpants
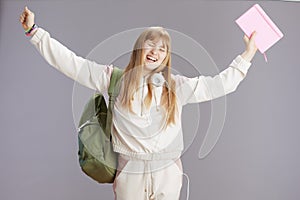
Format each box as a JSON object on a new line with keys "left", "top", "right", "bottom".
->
{"left": 113, "top": 154, "right": 183, "bottom": 200}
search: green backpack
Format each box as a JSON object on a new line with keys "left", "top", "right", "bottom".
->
{"left": 77, "top": 67, "right": 123, "bottom": 183}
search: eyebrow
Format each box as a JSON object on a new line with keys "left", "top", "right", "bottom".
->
{"left": 147, "top": 41, "right": 166, "bottom": 48}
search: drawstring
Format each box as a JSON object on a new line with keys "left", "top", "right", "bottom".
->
{"left": 164, "top": 80, "right": 171, "bottom": 109}
{"left": 141, "top": 76, "right": 145, "bottom": 116}
{"left": 183, "top": 173, "right": 190, "bottom": 200}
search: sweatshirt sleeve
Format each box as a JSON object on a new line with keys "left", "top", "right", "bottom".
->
{"left": 30, "top": 27, "right": 113, "bottom": 93}
{"left": 174, "top": 55, "right": 252, "bottom": 105}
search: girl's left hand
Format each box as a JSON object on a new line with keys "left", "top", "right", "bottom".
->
{"left": 241, "top": 31, "right": 258, "bottom": 62}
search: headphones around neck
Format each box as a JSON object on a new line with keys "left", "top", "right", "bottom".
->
{"left": 149, "top": 72, "right": 166, "bottom": 87}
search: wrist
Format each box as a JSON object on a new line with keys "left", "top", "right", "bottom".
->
{"left": 24, "top": 22, "right": 33, "bottom": 31}
{"left": 29, "top": 28, "right": 38, "bottom": 36}
{"left": 25, "top": 23, "right": 38, "bottom": 36}
{"left": 241, "top": 50, "right": 256, "bottom": 62}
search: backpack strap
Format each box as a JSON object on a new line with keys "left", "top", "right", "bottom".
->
{"left": 105, "top": 67, "right": 123, "bottom": 139}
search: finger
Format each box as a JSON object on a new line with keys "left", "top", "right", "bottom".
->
{"left": 249, "top": 33, "right": 258, "bottom": 50}
{"left": 250, "top": 31, "right": 257, "bottom": 39}
{"left": 250, "top": 33, "right": 257, "bottom": 45}
{"left": 19, "top": 14, "right": 23, "bottom": 19}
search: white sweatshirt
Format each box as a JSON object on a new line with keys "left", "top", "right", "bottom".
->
{"left": 30, "top": 27, "right": 251, "bottom": 160}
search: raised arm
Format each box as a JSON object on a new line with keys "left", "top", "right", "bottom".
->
{"left": 175, "top": 32, "right": 258, "bottom": 105}
{"left": 19, "top": 6, "right": 113, "bottom": 92}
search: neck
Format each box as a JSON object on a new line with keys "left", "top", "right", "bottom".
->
{"left": 142, "top": 68, "right": 153, "bottom": 77}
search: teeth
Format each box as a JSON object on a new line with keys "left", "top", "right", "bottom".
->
{"left": 147, "top": 55, "right": 157, "bottom": 62}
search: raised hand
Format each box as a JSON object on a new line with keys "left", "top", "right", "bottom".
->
{"left": 241, "top": 31, "right": 258, "bottom": 62}
{"left": 19, "top": 6, "right": 35, "bottom": 31}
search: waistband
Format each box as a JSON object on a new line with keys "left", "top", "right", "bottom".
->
{"left": 113, "top": 145, "right": 182, "bottom": 161}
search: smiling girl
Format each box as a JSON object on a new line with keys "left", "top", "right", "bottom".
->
{"left": 20, "top": 6, "right": 257, "bottom": 200}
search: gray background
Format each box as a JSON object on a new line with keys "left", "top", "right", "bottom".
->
{"left": 1, "top": 0, "right": 300, "bottom": 200}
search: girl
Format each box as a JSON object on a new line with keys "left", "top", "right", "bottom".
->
{"left": 20, "top": 6, "right": 257, "bottom": 200}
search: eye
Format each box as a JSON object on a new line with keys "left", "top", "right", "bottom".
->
{"left": 144, "top": 42, "right": 154, "bottom": 49}
{"left": 160, "top": 48, "right": 166, "bottom": 52}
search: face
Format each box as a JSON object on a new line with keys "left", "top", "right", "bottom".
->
{"left": 142, "top": 39, "right": 167, "bottom": 75}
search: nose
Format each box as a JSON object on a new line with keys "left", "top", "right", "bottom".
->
{"left": 151, "top": 47, "right": 158, "bottom": 54}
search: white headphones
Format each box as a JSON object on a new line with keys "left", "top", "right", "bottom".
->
{"left": 149, "top": 72, "right": 166, "bottom": 87}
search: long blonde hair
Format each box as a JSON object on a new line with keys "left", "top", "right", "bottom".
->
{"left": 119, "top": 27, "right": 177, "bottom": 126}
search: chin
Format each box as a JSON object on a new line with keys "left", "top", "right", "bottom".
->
{"left": 144, "top": 62, "right": 160, "bottom": 71}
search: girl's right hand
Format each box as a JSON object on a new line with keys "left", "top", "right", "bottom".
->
{"left": 19, "top": 6, "right": 35, "bottom": 31}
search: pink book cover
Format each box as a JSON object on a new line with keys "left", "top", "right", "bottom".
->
{"left": 235, "top": 4, "right": 284, "bottom": 55}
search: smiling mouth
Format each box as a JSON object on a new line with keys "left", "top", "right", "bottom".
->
{"left": 146, "top": 55, "right": 158, "bottom": 63}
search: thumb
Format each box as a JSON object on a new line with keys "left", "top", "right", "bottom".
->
{"left": 24, "top": 6, "right": 31, "bottom": 14}
{"left": 249, "top": 31, "right": 257, "bottom": 45}
{"left": 249, "top": 31, "right": 257, "bottom": 42}
{"left": 243, "top": 35, "right": 249, "bottom": 43}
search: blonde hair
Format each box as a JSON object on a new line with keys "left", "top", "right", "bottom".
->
{"left": 119, "top": 26, "right": 177, "bottom": 126}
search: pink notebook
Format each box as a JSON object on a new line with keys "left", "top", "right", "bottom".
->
{"left": 235, "top": 4, "right": 284, "bottom": 61}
